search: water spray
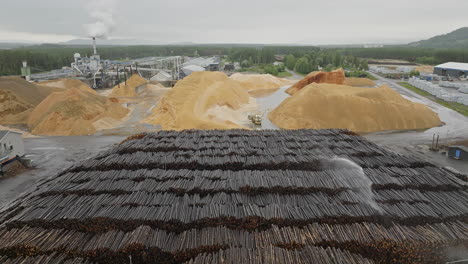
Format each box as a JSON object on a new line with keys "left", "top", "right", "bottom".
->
{"left": 322, "top": 157, "right": 383, "bottom": 213}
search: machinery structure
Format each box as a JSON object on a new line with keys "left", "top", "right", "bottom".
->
{"left": 70, "top": 37, "right": 113, "bottom": 88}
{"left": 27, "top": 38, "right": 208, "bottom": 88}
{"left": 248, "top": 114, "right": 262, "bottom": 126}
{"left": 20, "top": 61, "right": 31, "bottom": 81}
{"left": 68, "top": 38, "right": 184, "bottom": 88}
{"left": 131, "top": 56, "right": 183, "bottom": 81}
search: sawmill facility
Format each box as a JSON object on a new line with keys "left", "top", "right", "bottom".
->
{"left": 1, "top": 0, "right": 468, "bottom": 263}
{"left": 22, "top": 38, "right": 221, "bottom": 89}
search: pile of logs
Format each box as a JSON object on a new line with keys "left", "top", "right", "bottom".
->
{"left": 0, "top": 129, "right": 466, "bottom": 263}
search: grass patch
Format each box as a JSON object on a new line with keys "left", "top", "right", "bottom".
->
{"left": 346, "top": 70, "right": 378, "bottom": 80}
{"left": 398, "top": 82, "right": 468, "bottom": 117}
{"left": 367, "top": 74, "right": 378, "bottom": 81}
{"left": 277, "top": 71, "right": 292, "bottom": 78}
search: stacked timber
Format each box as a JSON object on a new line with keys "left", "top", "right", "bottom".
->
{"left": 0, "top": 129, "right": 466, "bottom": 263}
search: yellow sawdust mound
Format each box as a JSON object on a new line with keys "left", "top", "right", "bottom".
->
{"left": 27, "top": 88, "right": 129, "bottom": 136}
{"left": 414, "top": 65, "right": 434, "bottom": 74}
{"left": 37, "top": 79, "right": 97, "bottom": 94}
{"left": 229, "top": 73, "right": 294, "bottom": 97}
{"left": 344, "top": 77, "right": 376, "bottom": 87}
{"left": 144, "top": 71, "right": 250, "bottom": 130}
{"left": 269, "top": 83, "right": 441, "bottom": 133}
{"left": 286, "top": 69, "right": 345, "bottom": 95}
{"left": 0, "top": 90, "right": 31, "bottom": 124}
{"left": 0, "top": 77, "right": 61, "bottom": 124}
{"left": 110, "top": 74, "right": 148, "bottom": 97}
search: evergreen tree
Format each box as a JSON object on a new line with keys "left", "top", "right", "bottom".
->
{"left": 295, "top": 57, "right": 310, "bottom": 74}
{"left": 285, "top": 55, "right": 296, "bottom": 70}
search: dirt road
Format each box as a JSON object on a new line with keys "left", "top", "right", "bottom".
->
{"left": 96, "top": 86, "right": 169, "bottom": 135}
{"left": 285, "top": 69, "right": 303, "bottom": 80}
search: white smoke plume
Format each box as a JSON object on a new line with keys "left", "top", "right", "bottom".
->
{"left": 84, "top": 0, "right": 117, "bottom": 39}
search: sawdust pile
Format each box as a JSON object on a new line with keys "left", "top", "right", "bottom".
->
{"left": 37, "top": 79, "right": 96, "bottom": 93}
{"left": 269, "top": 83, "right": 441, "bottom": 133}
{"left": 414, "top": 65, "right": 434, "bottom": 74}
{"left": 229, "top": 73, "right": 294, "bottom": 97}
{"left": 142, "top": 83, "right": 170, "bottom": 97}
{"left": 110, "top": 74, "right": 148, "bottom": 97}
{"left": 344, "top": 77, "right": 376, "bottom": 87}
{"left": 0, "top": 77, "right": 61, "bottom": 124}
{"left": 27, "top": 88, "right": 129, "bottom": 136}
{"left": 286, "top": 69, "right": 345, "bottom": 95}
{"left": 145, "top": 71, "right": 251, "bottom": 130}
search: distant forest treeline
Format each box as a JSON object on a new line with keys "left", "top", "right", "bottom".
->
{"left": 1, "top": 44, "right": 468, "bottom": 76}
{"left": 0, "top": 45, "right": 320, "bottom": 76}
{"left": 341, "top": 47, "right": 468, "bottom": 65}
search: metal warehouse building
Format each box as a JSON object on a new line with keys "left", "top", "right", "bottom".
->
{"left": 434, "top": 62, "right": 468, "bottom": 77}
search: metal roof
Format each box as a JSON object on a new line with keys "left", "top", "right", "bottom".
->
{"left": 434, "top": 62, "right": 468, "bottom": 72}
{"left": 182, "top": 65, "right": 205, "bottom": 75}
{"left": 183, "top": 57, "right": 219, "bottom": 68}
{"left": 0, "top": 130, "right": 22, "bottom": 141}
{"left": 449, "top": 145, "right": 468, "bottom": 152}
{"left": 150, "top": 71, "right": 172, "bottom": 82}
{"left": 0, "top": 131, "right": 8, "bottom": 141}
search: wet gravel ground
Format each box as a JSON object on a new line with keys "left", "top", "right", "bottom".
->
{"left": 0, "top": 135, "right": 124, "bottom": 207}
{"left": 365, "top": 73, "right": 468, "bottom": 174}
{"left": 367, "top": 73, "right": 468, "bottom": 145}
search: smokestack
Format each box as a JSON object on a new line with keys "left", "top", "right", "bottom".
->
{"left": 92, "top": 37, "right": 97, "bottom": 55}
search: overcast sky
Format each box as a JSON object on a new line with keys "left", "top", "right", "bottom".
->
{"left": 0, "top": 0, "right": 467, "bottom": 45}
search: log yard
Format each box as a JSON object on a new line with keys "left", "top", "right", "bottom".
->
{"left": 0, "top": 1, "right": 467, "bottom": 263}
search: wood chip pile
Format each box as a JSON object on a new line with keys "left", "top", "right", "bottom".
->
{"left": 0, "top": 129, "right": 466, "bottom": 264}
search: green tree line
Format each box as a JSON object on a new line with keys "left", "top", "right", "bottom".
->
{"left": 284, "top": 51, "right": 368, "bottom": 74}
{"left": 2, "top": 44, "right": 468, "bottom": 76}
{"left": 340, "top": 47, "right": 468, "bottom": 65}
{"left": 0, "top": 44, "right": 322, "bottom": 76}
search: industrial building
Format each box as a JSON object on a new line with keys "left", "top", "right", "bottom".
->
{"left": 20, "top": 61, "right": 31, "bottom": 81}
{"left": 448, "top": 145, "right": 468, "bottom": 161}
{"left": 182, "top": 64, "right": 205, "bottom": 75}
{"left": 25, "top": 37, "right": 228, "bottom": 89}
{"left": 182, "top": 57, "right": 220, "bottom": 72}
{"left": 0, "top": 130, "right": 25, "bottom": 165}
{"left": 434, "top": 62, "right": 468, "bottom": 77}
